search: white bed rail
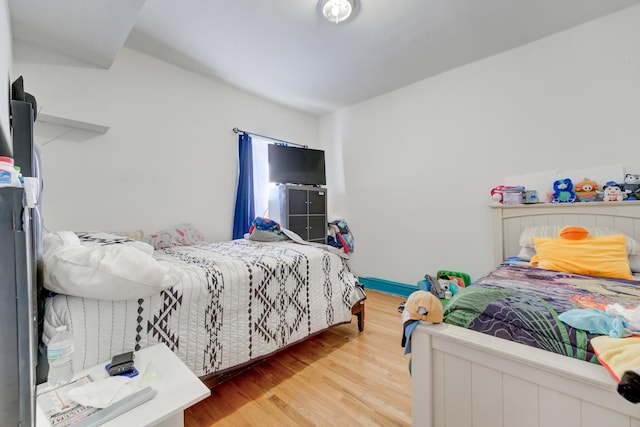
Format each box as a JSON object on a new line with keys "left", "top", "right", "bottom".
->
{"left": 411, "top": 322, "right": 640, "bottom": 427}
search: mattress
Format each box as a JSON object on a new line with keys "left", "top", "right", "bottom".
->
{"left": 443, "top": 263, "right": 640, "bottom": 363}
{"left": 44, "top": 239, "right": 363, "bottom": 378}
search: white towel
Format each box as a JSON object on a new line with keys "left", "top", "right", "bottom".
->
{"left": 67, "top": 376, "right": 132, "bottom": 408}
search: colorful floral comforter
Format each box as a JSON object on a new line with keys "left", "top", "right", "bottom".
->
{"left": 443, "top": 264, "right": 640, "bottom": 363}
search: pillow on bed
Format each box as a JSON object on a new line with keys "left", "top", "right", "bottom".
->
{"left": 518, "top": 225, "right": 640, "bottom": 273}
{"left": 145, "top": 223, "right": 206, "bottom": 250}
{"left": 517, "top": 246, "right": 537, "bottom": 261}
{"left": 519, "top": 246, "right": 640, "bottom": 273}
{"left": 43, "top": 231, "right": 181, "bottom": 300}
{"left": 519, "top": 225, "right": 640, "bottom": 255}
{"left": 531, "top": 234, "right": 634, "bottom": 280}
{"left": 76, "top": 231, "right": 154, "bottom": 256}
{"left": 109, "top": 230, "right": 144, "bottom": 241}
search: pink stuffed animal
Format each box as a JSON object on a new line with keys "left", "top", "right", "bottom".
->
{"left": 491, "top": 185, "right": 505, "bottom": 202}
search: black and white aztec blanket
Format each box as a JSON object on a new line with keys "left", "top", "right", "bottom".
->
{"left": 44, "top": 239, "right": 362, "bottom": 377}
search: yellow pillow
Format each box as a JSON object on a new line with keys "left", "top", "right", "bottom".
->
{"left": 531, "top": 234, "right": 633, "bottom": 280}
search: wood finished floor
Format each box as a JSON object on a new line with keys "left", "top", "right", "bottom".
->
{"left": 184, "top": 290, "right": 411, "bottom": 427}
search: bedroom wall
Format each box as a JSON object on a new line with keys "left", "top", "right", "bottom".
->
{"left": 321, "top": 5, "right": 640, "bottom": 284}
{"left": 11, "top": 43, "right": 318, "bottom": 241}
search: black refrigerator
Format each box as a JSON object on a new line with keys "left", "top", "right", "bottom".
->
{"left": 0, "top": 98, "right": 42, "bottom": 427}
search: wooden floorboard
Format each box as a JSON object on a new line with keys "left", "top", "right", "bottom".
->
{"left": 184, "top": 290, "right": 410, "bottom": 427}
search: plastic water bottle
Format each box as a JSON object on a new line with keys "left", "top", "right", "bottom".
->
{"left": 47, "top": 325, "right": 74, "bottom": 387}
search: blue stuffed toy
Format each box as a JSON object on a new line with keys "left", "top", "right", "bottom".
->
{"left": 552, "top": 178, "right": 576, "bottom": 203}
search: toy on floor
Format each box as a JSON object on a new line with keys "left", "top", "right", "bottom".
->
{"left": 437, "top": 270, "right": 470, "bottom": 287}
{"left": 417, "top": 274, "right": 444, "bottom": 298}
{"left": 438, "top": 279, "right": 457, "bottom": 299}
{"left": 418, "top": 271, "right": 469, "bottom": 300}
{"left": 552, "top": 178, "right": 576, "bottom": 203}
{"left": 397, "top": 301, "right": 406, "bottom": 313}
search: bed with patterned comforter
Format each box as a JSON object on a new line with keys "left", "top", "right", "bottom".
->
{"left": 44, "top": 239, "right": 364, "bottom": 379}
{"left": 443, "top": 263, "right": 640, "bottom": 363}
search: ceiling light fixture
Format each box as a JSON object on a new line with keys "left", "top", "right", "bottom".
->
{"left": 319, "top": 0, "right": 356, "bottom": 24}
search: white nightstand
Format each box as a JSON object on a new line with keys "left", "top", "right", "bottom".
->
{"left": 36, "top": 343, "right": 210, "bottom": 427}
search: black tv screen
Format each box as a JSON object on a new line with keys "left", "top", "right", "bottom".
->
{"left": 268, "top": 144, "right": 326, "bottom": 185}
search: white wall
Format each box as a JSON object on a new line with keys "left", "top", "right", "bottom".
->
{"left": 0, "top": 0, "right": 11, "bottom": 148}
{"left": 12, "top": 44, "right": 318, "bottom": 241}
{"left": 321, "top": 5, "right": 640, "bottom": 284}
{"left": 11, "top": 5, "right": 640, "bottom": 284}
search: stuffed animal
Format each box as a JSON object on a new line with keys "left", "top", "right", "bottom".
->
{"left": 574, "top": 177, "right": 599, "bottom": 202}
{"left": 490, "top": 185, "right": 505, "bottom": 203}
{"left": 552, "top": 178, "right": 576, "bottom": 203}
{"left": 622, "top": 174, "right": 640, "bottom": 200}
{"left": 438, "top": 278, "right": 459, "bottom": 298}
{"left": 602, "top": 181, "right": 625, "bottom": 202}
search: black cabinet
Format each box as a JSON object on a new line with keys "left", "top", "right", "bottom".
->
{"left": 269, "top": 185, "right": 327, "bottom": 243}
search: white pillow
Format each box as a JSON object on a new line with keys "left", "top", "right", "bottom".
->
{"left": 109, "top": 230, "right": 144, "bottom": 241}
{"left": 43, "top": 231, "right": 181, "bottom": 300}
{"left": 76, "top": 231, "right": 154, "bottom": 256}
{"left": 145, "top": 223, "right": 206, "bottom": 250}
{"left": 517, "top": 246, "right": 536, "bottom": 261}
{"left": 245, "top": 229, "right": 287, "bottom": 242}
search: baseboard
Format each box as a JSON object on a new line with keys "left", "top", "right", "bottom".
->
{"left": 358, "top": 277, "right": 418, "bottom": 298}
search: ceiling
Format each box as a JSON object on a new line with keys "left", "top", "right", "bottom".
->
{"left": 8, "top": 0, "right": 640, "bottom": 116}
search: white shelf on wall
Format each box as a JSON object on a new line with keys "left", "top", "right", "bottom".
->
{"left": 37, "top": 113, "right": 109, "bottom": 134}
{"left": 34, "top": 113, "right": 110, "bottom": 145}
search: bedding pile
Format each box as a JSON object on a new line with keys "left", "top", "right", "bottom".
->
{"left": 44, "top": 239, "right": 363, "bottom": 378}
{"left": 43, "top": 231, "right": 181, "bottom": 300}
{"left": 443, "top": 263, "right": 640, "bottom": 363}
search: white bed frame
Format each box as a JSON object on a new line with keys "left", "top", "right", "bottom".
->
{"left": 412, "top": 201, "right": 640, "bottom": 427}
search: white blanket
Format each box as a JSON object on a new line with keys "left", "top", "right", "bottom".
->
{"left": 44, "top": 239, "right": 362, "bottom": 378}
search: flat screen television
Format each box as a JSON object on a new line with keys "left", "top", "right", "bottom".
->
{"left": 268, "top": 144, "right": 326, "bottom": 186}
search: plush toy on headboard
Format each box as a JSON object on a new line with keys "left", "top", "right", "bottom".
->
{"left": 621, "top": 174, "right": 640, "bottom": 200}
{"left": 490, "top": 185, "right": 505, "bottom": 203}
{"left": 552, "top": 178, "right": 575, "bottom": 203}
{"left": 574, "top": 177, "right": 599, "bottom": 202}
{"left": 602, "top": 181, "right": 625, "bottom": 202}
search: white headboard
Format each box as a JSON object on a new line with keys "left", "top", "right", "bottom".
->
{"left": 491, "top": 201, "right": 640, "bottom": 265}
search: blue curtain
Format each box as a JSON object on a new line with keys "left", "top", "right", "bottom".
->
{"left": 232, "top": 133, "right": 255, "bottom": 239}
